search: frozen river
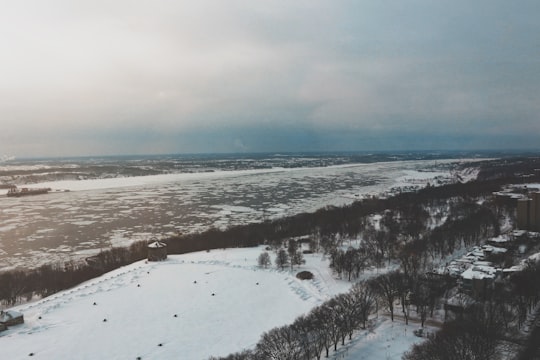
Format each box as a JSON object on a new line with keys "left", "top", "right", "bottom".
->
{"left": 0, "top": 155, "right": 477, "bottom": 269}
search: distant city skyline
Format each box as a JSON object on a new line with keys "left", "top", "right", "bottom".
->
{"left": 1, "top": 1, "right": 539, "bottom": 157}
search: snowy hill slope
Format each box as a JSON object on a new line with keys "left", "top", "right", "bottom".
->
{"left": 1, "top": 246, "right": 437, "bottom": 360}
{"left": 1, "top": 247, "right": 351, "bottom": 359}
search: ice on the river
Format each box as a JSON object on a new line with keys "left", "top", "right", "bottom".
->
{"left": 0, "top": 159, "right": 478, "bottom": 269}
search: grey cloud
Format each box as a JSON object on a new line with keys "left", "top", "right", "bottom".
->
{"left": 0, "top": 0, "right": 539, "bottom": 156}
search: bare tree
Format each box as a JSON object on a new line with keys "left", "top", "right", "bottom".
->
{"left": 275, "top": 248, "right": 289, "bottom": 270}
{"left": 411, "top": 279, "right": 430, "bottom": 328}
{"left": 256, "top": 325, "right": 302, "bottom": 360}
{"left": 288, "top": 240, "right": 305, "bottom": 270}
{"left": 343, "top": 247, "right": 358, "bottom": 281}
{"left": 291, "top": 315, "right": 320, "bottom": 360}
{"left": 334, "top": 292, "right": 364, "bottom": 344}
{"left": 394, "top": 272, "right": 412, "bottom": 325}
{"left": 362, "top": 224, "right": 391, "bottom": 267}
{"left": 0, "top": 269, "right": 31, "bottom": 306}
{"left": 321, "top": 298, "right": 346, "bottom": 352}
{"left": 257, "top": 251, "right": 271, "bottom": 268}
{"left": 308, "top": 236, "right": 320, "bottom": 254}
{"left": 350, "top": 281, "right": 376, "bottom": 329}
{"left": 310, "top": 305, "right": 333, "bottom": 358}
{"left": 329, "top": 249, "right": 345, "bottom": 279}
{"left": 370, "top": 271, "right": 400, "bottom": 321}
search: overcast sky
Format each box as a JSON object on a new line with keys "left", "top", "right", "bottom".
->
{"left": 1, "top": 0, "right": 539, "bottom": 157}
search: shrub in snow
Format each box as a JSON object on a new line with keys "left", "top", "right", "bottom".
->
{"left": 296, "top": 271, "right": 314, "bottom": 280}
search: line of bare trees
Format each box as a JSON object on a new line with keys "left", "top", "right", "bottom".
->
{"left": 0, "top": 241, "right": 148, "bottom": 307}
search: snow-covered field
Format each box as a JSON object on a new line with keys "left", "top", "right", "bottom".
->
{"left": 0, "top": 247, "right": 432, "bottom": 360}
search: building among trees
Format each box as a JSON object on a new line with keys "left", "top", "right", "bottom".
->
{"left": 517, "top": 192, "right": 540, "bottom": 231}
{"left": 0, "top": 310, "right": 24, "bottom": 327}
{"left": 147, "top": 239, "right": 167, "bottom": 261}
{"left": 459, "top": 262, "right": 497, "bottom": 298}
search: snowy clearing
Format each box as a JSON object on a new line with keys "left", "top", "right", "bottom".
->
{"left": 0, "top": 246, "right": 430, "bottom": 360}
{"left": 1, "top": 247, "right": 349, "bottom": 359}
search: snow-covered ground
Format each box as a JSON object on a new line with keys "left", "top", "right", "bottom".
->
{"left": 0, "top": 246, "right": 431, "bottom": 360}
{"left": 329, "top": 317, "right": 437, "bottom": 360}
